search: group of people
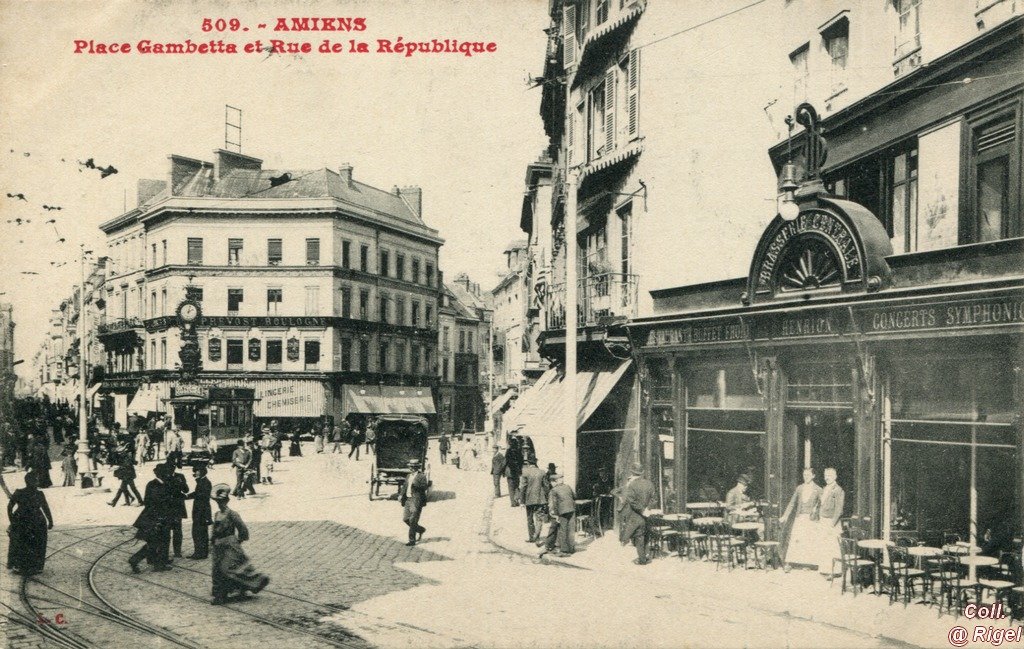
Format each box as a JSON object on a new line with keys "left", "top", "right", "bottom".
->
{"left": 316, "top": 418, "right": 374, "bottom": 459}
{"left": 128, "top": 457, "right": 269, "bottom": 604}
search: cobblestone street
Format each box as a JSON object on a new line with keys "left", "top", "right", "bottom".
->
{"left": 3, "top": 443, "right": 977, "bottom": 647}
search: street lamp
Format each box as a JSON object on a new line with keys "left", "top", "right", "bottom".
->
{"left": 777, "top": 162, "right": 800, "bottom": 221}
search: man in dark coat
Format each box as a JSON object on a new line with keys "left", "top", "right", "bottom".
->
{"left": 400, "top": 459, "right": 430, "bottom": 546}
{"left": 185, "top": 465, "right": 212, "bottom": 559}
{"left": 490, "top": 445, "right": 506, "bottom": 498}
{"left": 231, "top": 439, "right": 254, "bottom": 498}
{"left": 505, "top": 439, "right": 523, "bottom": 507}
{"left": 542, "top": 473, "right": 576, "bottom": 557}
{"left": 518, "top": 457, "right": 550, "bottom": 543}
{"left": 438, "top": 434, "right": 450, "bottom": 464}
{"left": 129, "top": 463, "right": 176, "bottom": 572}
{"left": 617, "top": 461, "right": 657, "bottom": 565}
{"left": 166, "top": 459, "right": 189, "bottom": 558}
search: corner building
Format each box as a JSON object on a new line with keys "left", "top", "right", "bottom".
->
{"left": 98, "top": 150, "right": 442, "bottom": 434}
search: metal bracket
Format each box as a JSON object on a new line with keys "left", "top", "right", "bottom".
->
{"left": 846, "top": 306, "right": 875, "bottom": 404}
{"left": 738, "top": 316, "right": 763, "bottom": 397}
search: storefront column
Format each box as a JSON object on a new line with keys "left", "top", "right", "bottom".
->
{"left": 762, "top": 356, "right": 786, "bottom": 514}
{"left": 674, "top": 356, "right": 687, "bottom": 513}
{"left": 852, "top": 354, "right": 880, "bottom": 536}
{"left": 1016, "top": 359, "right": 1024, "bottom": 535}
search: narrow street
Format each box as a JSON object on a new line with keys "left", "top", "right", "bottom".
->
{"left": 3, "top": 444, "right": 929, "bottom": 648}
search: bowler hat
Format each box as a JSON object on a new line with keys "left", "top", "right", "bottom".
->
{"left": 211, "top": 483, "right": 231, "bottom": 501}
{"left": 630, "top": 462, "right": 644, "bottom": 476}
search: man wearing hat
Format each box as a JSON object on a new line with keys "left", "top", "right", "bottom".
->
{"left": 400, "top": 459, "right": 430, "bottom": 546}
{"left": 518, "top": 455, "right": 550, "bottom": 543}
{"left": 617, "top": 461, "right": 656, "bottom": 565}
{"left": 128, "top": 463, "right": 176, "bottom": 572}
{"left": 542, "top": 473, "right": 576, "bottom": 557}
{"left": 725, "top": 473, "right": 756, "bottom": 525}
{"left": 490, "top": 445, "right": 506, "bottom": 498}
{"left": 185, "top": 464, "right": 212, "bottom": 560}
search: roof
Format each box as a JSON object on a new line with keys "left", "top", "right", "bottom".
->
{"left": 444, "top": 283, "right": 484, "bottom": 321}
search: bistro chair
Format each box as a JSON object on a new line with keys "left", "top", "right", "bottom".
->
{"left": 883, "top": 546, "right": 926, "bottom": 606}
{"left": 924, "top": 555, "right": 959, "bottom": 608}
{"left": 648, "top": 514, "right": 680, "bottom": 557}
{"left": 933, "top": 555, "right": 976, "bottom": 618}
{"left": 838, "top": 536, "right": 874, "bottom": 596}
{"left": 978, "top": 554, "right": 1017, "bottom": 612}
{"left": 677, "top": 519, "right": 708, "bottom": 561}
{"left": 752, "top": 517, "right": 782, "bottom": 571}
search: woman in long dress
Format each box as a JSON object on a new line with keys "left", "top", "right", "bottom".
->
{"left": 209, "top": 483, "right": 269, "bottom": 604}
{"left": 60, "top": 443, "right": 77, "bottom": 487}
{"left": 7, "top": 472, "right": 54, "bottom": 575}
{"left": 288, "top": 431, "right": 302, "bottom": 457}
{"left": 779, "top": 467, "right": 824, "bottom": 570}
{"left": 30, "top": 440, "right": 53, "bottom": 489}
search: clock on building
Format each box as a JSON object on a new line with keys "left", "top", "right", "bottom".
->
{"left": 176, "top": 299, "right": 202, "bottom": 325}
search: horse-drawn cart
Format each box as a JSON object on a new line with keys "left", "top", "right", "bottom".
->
{"left": 368, "top": 415, "right": 430, "bottom": 500}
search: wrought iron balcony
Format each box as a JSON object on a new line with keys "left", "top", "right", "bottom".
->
{"left": 97, "top": 316, "right": 145, "bottom": 336}
{"left": 545, "top": 272, "right": 638, "bottom": 330}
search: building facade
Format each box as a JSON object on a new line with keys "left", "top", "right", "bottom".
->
{"left": 97, "top": 149, "right": 442, "bottom": 436}
{"left": 0, "top": 303, "right": 15, "bottom": 430}
{"left": 437, "top": 274, "right": 492, "bottom": 435}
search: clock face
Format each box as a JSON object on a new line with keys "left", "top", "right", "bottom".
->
{"left": 178, "top": 302, "right": 199, "bottom": 322}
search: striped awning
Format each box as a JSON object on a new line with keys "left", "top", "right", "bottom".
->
{"left": 343, "top": 385, "right": 435, "bottom": 415}
{"left": 488, "top": 388, "right": 518, "bottom": 416}
{"left": 579, "top": 1, "right": 646, "bottom": 69}
{"left": 579, "top": 141, "right": 644, "bottom": 182}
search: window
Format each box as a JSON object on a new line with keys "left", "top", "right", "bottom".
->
{"left": 379, "top": 340, "right": 389, "bottom": 373}
{"left": 160, "top": 339, "right": 167, "bottom": 368}
{"left": 625, "top": 49, "right": 640, "bottom": 140}
{"left": 379, "top": 250, "right": 390, "bottom": 277}
{"left": 395, "top": 295, "right": 405, "bottom": 325}
{"left": 411, "top": 258, "right": 420, "bottom": 284}
{"left": 137, "top": 290, "right": 143, "bottom": 319}
{"left": 266, "top": 288, "right": 282, "bottom": 315}
{"left": 120, "top": 290, "right": 127, "bottom": 319}
{"left": 161, "top": 288, "right": 167, "bottom": 316}
{"left": 395, "top": 340, "right": 406, "bottom": 373}
{"left": 443, "top": 326, "right": 451, "bottom": 351}
{"left": 151, "top": 243, "right": 157, "bottom": 268}
{"left": 619, "top": 202, "right": 632, "bottom": 277}
{"left": 594, "top": 0, "right": 610, "bottom": 25}
{"left": 588, "top": 80, "right": 607, "bottom": 161}
{"left": 359, "top": 339, "right": 370, "bottom": 372}
{"left": 228, "top": 238, "right": 243, "bottom": 265}
{"left": 411, "top": 301, "right": 420, "bottom": 327}
{"left": 187, "top": 238, "right": 203, "bottom": 265}
{"left": 968, "top": 110, "right": 1020, "bottom": 243}
{"left": 467, "top": 331, "right": 474, "bottom": 353}
{"left": 193, "top": 288, "right": 203, "bottom": 306}
{"left": 379, "top": 293, "right": 389, "bottom": 323}
{"left": 228, "top": 288, "right": 243, "bottom": 315}
{"left": 459, "top": 330, "right": 466, "bottom": 353}
{"left": 341, "top": 338, "right": 353, "bottom": 371}
{"left": 411, "top": 344, "right": 421, "bottom": 374}
{"left": 895, "top": 0, "right": 922, "bottom": 59}
{"left": 442, "top": 357, "right": 450, "bottom": 382}
{"left": 360, "top": 244, "right": 369, "bottom": 272}
{"left": 303, "top": 339, "right": 320, "bottom": 371}
{"left": 341, "top": 287, "right": 352, "bottom": 318}
{"left": 267, "top": 238, "right": 282, "bottom": 266}
{"left": 305, "top": 238, "right": 320, "bottom": 265}
{"left": 342, "top": 240, "right": 351, "bottom": 269}
{"left": 396, "top": 253, "right": 405, "bottom": 281}
{"left": 425, "top": 262, "right": 434, "bottom": 286}
{"left": 226, "top": 339, "right": 243, "bottom": 370}
{"left": 150, "top": 291, "right": 156, "bottom": 318}
{"left": 890, "top": 147, "right": 919, "bottom": 253}
{"left": 161, "top": 240, "right": 167, "bottom": 266}
{"left": 790, "top": 44, "right": 809, "bottom": 103}
{"left": 304, "top": 286, "right": 320, "bottom": 316}
{"left": 359, "top": 289, "right": 369, "bottom": 320}
{"left": 822, "top": 18, "right": 849, "bottom": 95}
{"left": 425, "top": 304, "right": 433, "bottom": 326}
{"left": 266, "top": 339, "right": 283, "bottom": 371}
{"left": 149, "top": 340, "right": 156, "bottom": 370}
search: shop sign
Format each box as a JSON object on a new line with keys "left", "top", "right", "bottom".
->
{"left": 248, "top": 338, "right": 261, "bottom": 361}
{"left": 756, "top": 210, "right": 861, "bottom": 291}
{"left": 173, "top": 383, "right": 206, "bottom": 399}
{"left": 208, "top": 338, "right": 221, "bottom": 361}
{"left": 645, "top": 320, "right": 748, "bottom": 347}
{"left": 286, "top": 337, "right": 301, "bottom": 361}
{"left": 862, "top": 297, "right": 1024, "bottom": 334}
{"left": 773, "top": 312, "right": 839, "bottom": 338}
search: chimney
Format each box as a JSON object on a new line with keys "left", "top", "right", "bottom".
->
{"left": 167, "top": 155, "right": 208, "bottom": 196}
{"left": 137, "top": 179, "right": 166, "bottom": 207}
{"left": 213, "top": 148, "right": 262, "bottom": 181}
{"left": 338, "top": 163, "right": 353, "bottom": 187}
{"left": 396, "top": 185, "right": 423, "bottom": 219}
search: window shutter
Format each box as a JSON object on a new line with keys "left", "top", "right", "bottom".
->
{"left": 567, "top": 108, "right": 575, "bottom": 166}
{"left": 977, "top": 120, "right": 1016, "bottom": 153}
{"left": 562, "top": 4, "right": 577, "bottom": 68}
{"left": 604, "top": 68, "right": 616, "bottom": 154}
{"left": 627, "top": 48, "right": 640, "bottom": 139}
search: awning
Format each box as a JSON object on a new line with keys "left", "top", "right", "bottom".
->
{"left": 578, "top": 141, "right": 644, "bottom": 182}
{"left": 489, "top": 389, "right": 518, "bottom": 416}
{"left": 508, "top": 360, "right": 633, "bottom": 436}
{"left": 343, "top": 385, "right": 436, "bottom": 416}
{"left": 87, "top": 383, "right": 102, "bottom": 403}
{"left": 128, "top": 384, "right": 161, "bottom": 415}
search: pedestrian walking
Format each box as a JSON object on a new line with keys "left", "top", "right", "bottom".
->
{"left": 490, "top": 445, "right": 506, "bottom": 497}
{"left": 617, "top": 462, "right": 656, "bottom": 566}
{"left": 128, "top": 463, "right": 177, "bottom": 573}
{"left": 60, "top": 443, "right": 77, "bottom": 487}
{"left": 259, "top": 434, "right": 274, "bottom": 484}
{"left": 249, "top": 438, "right": 263, "bottom": 484}
{"left": 166, "top": 427, "right": 184, "bottom": 467}
{"left": 518, "top": 456, "right": 550, "bottom": 543}
{"left": 185, "top": 465, "right": 212, "bottom": 560}
{"left": 330, "top": 423, "right": 344, "bottom": 453}
{"left": 150, "top": 415, "right": 166, "bottom": 461}
{"left": 108, "top": 455, "right": 144, "bottom": 506}
{"left": 541, "top": 473, "right": 575, "bottom": 557}
{"left": 505, "top": 438, "right": 523, "bottom": 507}
{"left": 29, "top": 438, "right": 52, "bottom": 488}
{"left": 364, "top": 422, "right": 375, "bottom": 455}
{"left": 348, "top": 426, "right": 365, "bottom": 461}
{"left": 314, "top": 426, "right": 325, "bottom": 454}
{"left": 231, "top": 439, "right": 255, "bottom": 498}
{"left": 438, "top": 434, "right": 450, "bottom": 465}
{"left": 6, "top": 472, "right": 53, "bottom": 575}
{"left": 166, "top": 459, "right": 189, "bottom": 558}
{"left": 209, "top": 483, "right": 270, "bottom": 605}
{"left": 288, "top": 430, "right": 302, "bottom": 457}
{"left": 400, "top": 459, "right": 430, "bottom": 546}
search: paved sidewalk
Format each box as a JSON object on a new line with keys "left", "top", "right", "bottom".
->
{"left": 488, "top": 496, "right": 1017, "bottom": 649}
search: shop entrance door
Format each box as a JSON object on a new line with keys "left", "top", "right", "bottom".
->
{"left": 793, "top": 410, "right": 855, "bottom": 515}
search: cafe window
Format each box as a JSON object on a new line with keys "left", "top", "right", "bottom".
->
{"left": 341, "top": 338, "right": 352, "bottom": 371}
{"left": 305, "top": 238, "right": 320, "bottom": 266}
{"left": 266, "top": 339, "right": 283, "bottom": 371}
{"left": 459, "top": 330, "right": 466, "bottom": 353}
{"left": 890, "top": 146, "right": 919, "bottom": 253}
{"left": 342, "top": 240, "right": 351, "bottom": 269}
{"left": 187, "top": 238, "right": 203, "bottom": 265}
{"left": 266, "top": 288, "right": 282, "bottom": 316}
{"left": 359, "top": 339, "right": 369, "bottom": 372}
{"left": 227, "top": 288, "right": 243, "bottom": 315}
{"left": 226, "top": 339, "right": 243, "bottom": 370}
{"left": 467, "top": 331, "right": 474, "bottom": 353}
{"left": 967, "top": 103, "right": 1020, "bottom": 243}
{"left": 786, "top": 363, "right": 852, "bottom": 407}
{"left": 304, "top": 339, "right": 320, "bottom": 371}
{"left": 888, "top": 357, "right": 1018, "bottom": 548}
{"left": 228, "top": 238, "right": 243, "bottom": 265}
{"left": 267, "top": 238, "right": 283, "bottom": 266}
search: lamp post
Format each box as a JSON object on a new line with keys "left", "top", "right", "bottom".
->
{"left": 76, "top": 246, "right": 95, "bottom": 487}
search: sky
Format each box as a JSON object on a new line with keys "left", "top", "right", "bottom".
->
{"left": 0, "top": 0, "right": 552, "bottom": 378}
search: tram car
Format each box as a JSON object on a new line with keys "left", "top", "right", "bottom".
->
{"left": 369, "top": 415, "right": 430, "bottom": 500}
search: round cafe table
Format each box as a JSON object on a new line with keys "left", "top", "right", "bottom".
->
{"left": 693, "top": 516, "right": 723, "bottom": 528}
{"left": 686, "top": 502, "right": 721, "bottom": 511}
{"left": 661, "top": 513, "right": 693, "bottom": 523}
{"left": 943, "top": 544, "right": 982, "bottom": 555}
{"left": 906, "top": 545, "right": 942, "bottom": 568}
{"left": 959, "top": 555, "right": 998, "bottom": 567}
{"left": 857, "top": 539, "right": 894, "bottom": 593}
{"left": 732, "top": 522, "right": 763, "bottom": 532}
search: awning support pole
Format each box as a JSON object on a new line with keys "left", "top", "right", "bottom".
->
{"left": 846, "top": 307, "right": 875, "bottom": 404}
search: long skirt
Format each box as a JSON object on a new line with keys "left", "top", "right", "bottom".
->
{"left": 7, "top": 517, "right": 47, "bottom": 574}
{"left": 211, "top": 537, "right": 269, "bottom": 599}
{"left": 289, "top": 441, "right": 301, "bottom": 457}
{"left": 784, "top": 514, "right": 822, "bottom": 567}
{"left": 314, "top": 435, "right": 324, "bottom": 453}
{"left": 34, "top": 468, "right": 53, "bottom": 489}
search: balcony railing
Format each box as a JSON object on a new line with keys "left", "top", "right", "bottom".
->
{"left": 546, "top": 272, "right": 638, "bottom": 330}
{"left": 97, "top": 316, "right": 145, "bottom": 335}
